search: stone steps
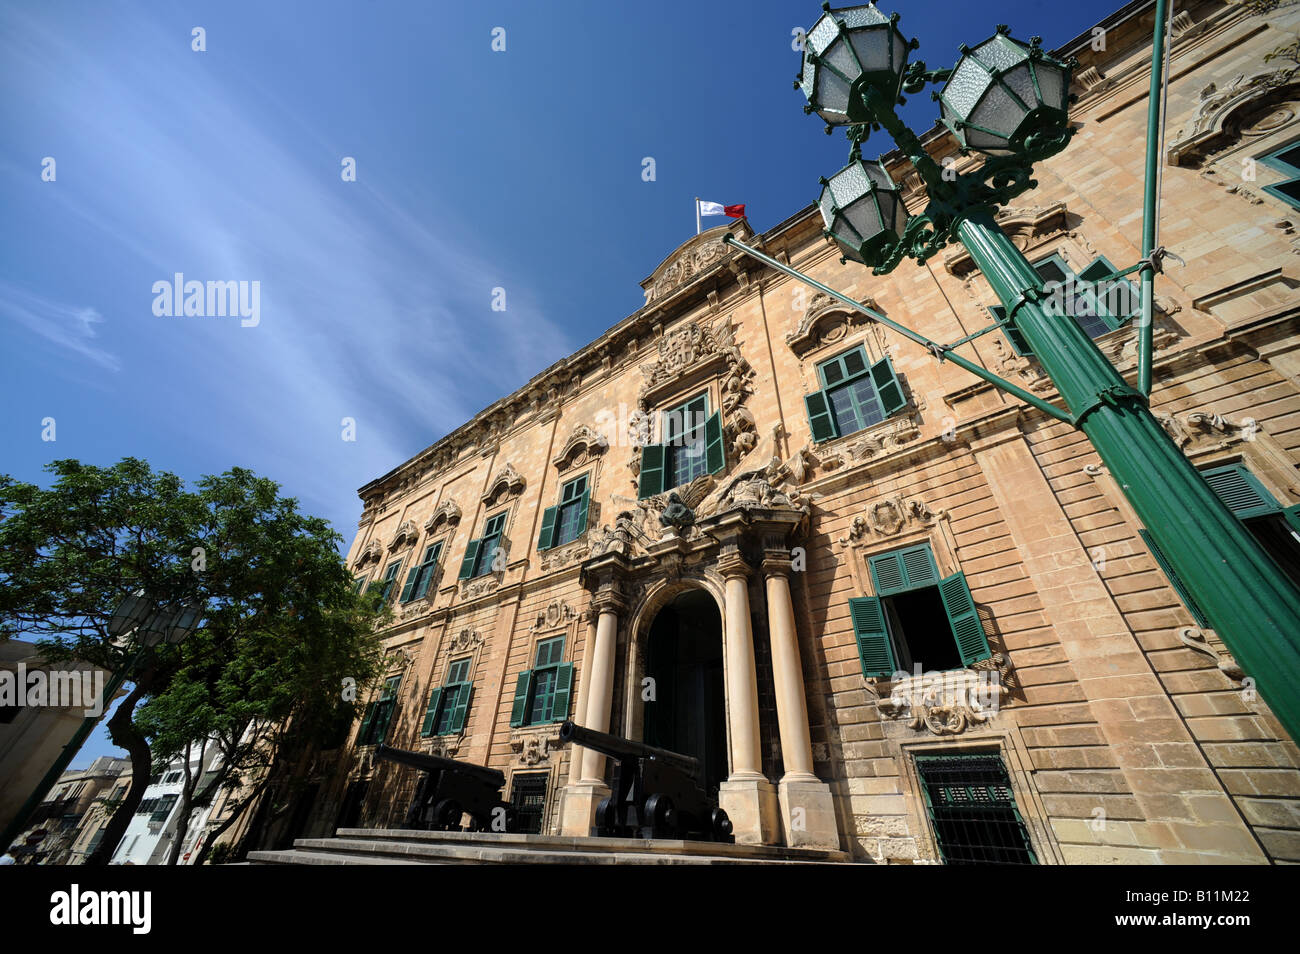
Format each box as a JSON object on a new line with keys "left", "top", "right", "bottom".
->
{"left": 247, "top": 827, "right": 856, "bottom": 866}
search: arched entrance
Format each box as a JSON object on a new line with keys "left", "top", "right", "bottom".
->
{"left": 642, "top": 589, "right": 727, "bottom": 796}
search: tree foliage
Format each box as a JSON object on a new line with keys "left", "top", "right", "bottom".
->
{"left": 0, "top": 458, "right": 387, "bottom": 863}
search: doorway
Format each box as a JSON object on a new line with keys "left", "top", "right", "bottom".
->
{"left": 643, "top": 589, "right": 727, "bottom": 796}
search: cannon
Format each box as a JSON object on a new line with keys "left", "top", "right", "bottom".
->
{"left": 557, "top": 721, "right": 733, "bottom": 842}
{"left": 375, "top": 744, "right": 516, "bottom": 833}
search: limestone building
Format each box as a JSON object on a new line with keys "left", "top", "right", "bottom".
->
{"left": 309, "top": 0, "right": 1300, "bottom": 863}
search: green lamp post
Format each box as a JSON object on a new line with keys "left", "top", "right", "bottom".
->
{"left": 727, "top": 1, "right": 1300, "bottom": 744}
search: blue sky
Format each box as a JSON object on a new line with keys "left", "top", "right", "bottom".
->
{"left": 0, "top": 0, "right": 1123, "bottom": 765}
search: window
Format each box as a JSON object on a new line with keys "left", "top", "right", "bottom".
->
{"left": 848, "top": 542, "right": 993, "bottom": 676}
{"left": 399, "top": 541, "right": 443, "bottom": 603}
{"left": 991, "top": 254, "right": 1137, "bottom": 356}
{"left": 162, "top": 771, "right": 182, "bottom": 784}
{"left": 420, "top": 657, "right": 474, "bottom": 737}
{"left": 1261, "top": 140, "right": 1300, "bottom": 210}
{"left": 916, "top": 754, "right": 1036, "bottom": 865}
{"left": 352, "top": 575, "right": 367, "bottom": 595}
{"left": 367, "top": 559, "right": 404, "bottom": 608}
{"left": 510, "top": 637, "right": 574, "bottom": 727}
{"left": 538, "top": 474, "right": 591, "bottom": 552}
{"left": 458, "top": 512, "right": 507, "bottom": 580}
{"left": 804, "top": 346, "right": 907, "bottom": 443}
{"left": 637, "top": 393, "right": 725, "bottom": 499}
{"left": 510, "top": 774, "right": 549, "bottom": 835}
{"left": 150, "top": 794, "right": 178, "bottom": 823}
{"left": 357, "top": 674, "right": 402, "bottom": 746}
{"left": 1144, "top": 462, "right": 1300, "bottom": 622}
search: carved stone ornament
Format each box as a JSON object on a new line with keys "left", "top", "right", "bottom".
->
{"left": 639, "top": 222, "right": 753, "bottom": 305}
{"left": 460, "top": 576, "right": 500, "bottom": 600}
{"left": 424, "top": 737, "right": 461, "bottom": 759}
{"left": 842, "top": 417, "right": 923, "bottom": 461}
{"left": 533, "top": 599, "right": 576, "bottom": 631}
{"left": 1179, "top": 626, "right": 1244, "bottom": 681}
{"left": 1156, "top": 409, "right": 1259, "bottom": 453}
{"left": 510, "top": 727, "right": 562, "bottom": 766}
{"left": 481, "top": 463, "right": 526, "bottom": 505}
{"left": 447, "top": 628, "right": 482, "bottom": 654}
{"left": 785, "top": 292, "right": 879, "bottom": 356}
{"left": 423, "top": 499, "right": 462, "bottom": 534}
{"left": 552, "top": 424, "right": 608, "bottom": 472}
{"left": 839, "top": 495, "right": 949, "bottom": 544}
{"left": 389, "top": 520, "right": 419, "bottom": 551}
{"left": 1167, "top": 70, "right": 1300, "bottom": 168}
{"left": 876, "top": 655, "right": 1012, "bottom": 736}
{"left": 359, "top": 539, "right": 384, "bottom": 565}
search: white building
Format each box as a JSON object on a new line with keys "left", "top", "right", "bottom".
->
{"left": 112, "top": 746, "right": 222, "bottom": 865}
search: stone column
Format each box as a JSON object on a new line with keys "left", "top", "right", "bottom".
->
{"left": 764, "top": 552, "right": 839, "bottom": 849}
{"left": 559, "top": 589, "right": 621, "bottom": 837}
{"left": 717, "top": 544, "right": 779, "bottom": 845}
{"left": 565, "top": 611, "right": 598, "bottom": 788}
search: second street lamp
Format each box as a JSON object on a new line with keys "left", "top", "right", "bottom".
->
{"left": 728, "top": 1, "right": 1300, "bottom": 745}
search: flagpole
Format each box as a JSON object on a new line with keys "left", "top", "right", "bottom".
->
{"left": 695, "top": 197, "right": 700, "bottom": 235}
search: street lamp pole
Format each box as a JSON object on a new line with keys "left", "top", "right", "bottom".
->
{"left": 726, "top": 2, "right": 1300, "bottom": 743}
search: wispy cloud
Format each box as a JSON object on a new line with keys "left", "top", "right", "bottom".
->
{"left": 0, "top": 281, "right": 120, "bottom": 372}
{"left": 0, "top": 3, "right": 577, "bottom": 528}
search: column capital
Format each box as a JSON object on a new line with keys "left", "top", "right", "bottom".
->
{"left": 717, "top": 543, "right": 751, "bottom": 580}
{"left": 590, "top": 588, "right": 627, "bottom": 616}
{"left": 761, "top": 553, "right": 793, "bottom": 578}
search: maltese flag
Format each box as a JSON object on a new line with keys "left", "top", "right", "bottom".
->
{"left": 698, "top": 199, "right": 745, "bottom": 218}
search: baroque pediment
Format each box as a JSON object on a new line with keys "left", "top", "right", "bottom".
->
{"left": 786, "top": 291, "right": 881, "bottom": 356}
{"left": 481, "top": 463, "right": 525, "bottom": 505}
{"left": 423, "top": 498, "right": 462, "bottom": 534}
{"left": 640, "top": 221, "right": 754, "bottom": 306}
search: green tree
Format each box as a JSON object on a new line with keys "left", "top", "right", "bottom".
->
{"left": 0, "top": 459, "right": 385, "bottom": 864}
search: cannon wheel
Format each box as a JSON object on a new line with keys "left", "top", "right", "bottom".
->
{"left": 433, "top": 798, "right": 462, "bottom": 830}
{"left": 595, "top": 797, "right": 617, "bottom": 837}
{"left": 643, "top": 793, "right": 678, "bottom": 838}
{"left": 710, "top": 808, "right": 733, "bottom": 841}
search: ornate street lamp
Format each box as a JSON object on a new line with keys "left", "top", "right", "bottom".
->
{"left": 725, "top": 1, "right": 1300, "bottom": 746}
{"left": 819, "top": 156, "right": 907, "bottom": 264}
{"left": 799, "top": 2, "right": 912, "bottom": 125}
{"left": 936, "top": 28, "right": 1072, "bottom": 158}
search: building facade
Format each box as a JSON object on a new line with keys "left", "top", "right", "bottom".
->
{"left": 111, "top": 747, "right": 222, "bottom": 865}
{"left": 307, "top": 0, "right": 1300, "bottom": 863}
{"left": 10, "top": 757, "right": 130, "bottom": 864}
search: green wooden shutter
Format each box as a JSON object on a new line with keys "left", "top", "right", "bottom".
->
{"left": 1202, "top": 464, "right": 1278, "bottom": 520}
{"left": 991, "top": 305, "right": 1034, "bottom": 357}
{"left": 537, "top": 506, "right": 559, "bottom": 551}
{"left": 804, "top": 390, "right": 839, "bottom": 442}
{"left": 551, "top": 663, "right": 574, "bottom": 721}
{"left": 939, "top": 572, "right": 992, "bottom": 665}
{"left": 574, "top": 487, "right": 590, "bottom": 538}
{"left": 870, "top": 544, "right": 938, "bottom": 595}
{"left": 870, "top": 356, "right": 907, "bottom": 416}
{"left": 1139, "top": 528, "right": 1211, "bottom": 628}
{"left": 509, "top": 671, "right": 533, "bottom": 727}
{"left": 639, "top": 444, "right": 666, "bottom": 499}
{"left": 420, "top": 688, "right": 443, "bottom": 737}
{"left": 458, "top": 539, "right": 481, "bottom": 580}
{"left": 869, "top": 550, "right": 907, "bottom": 595}
{"left": 1079, "top": 257, "right": 1137, "bottom": 327}
{"left": 704, "top": 411, "right": 725, "bottom": 474}
{"left": 900, "top": 544, "right": 940, "bottom": 588}
{"left": 399, "top": 566, "right": 419, "bottom": 603}
{"left": 849, "top": 597, "right": 896, "bottom": 677}
{"left": 357, "top": 703, "right": 377, "bottom": 745}
{"left": 448, "top": 684, "right": 472, "bottom": 733}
